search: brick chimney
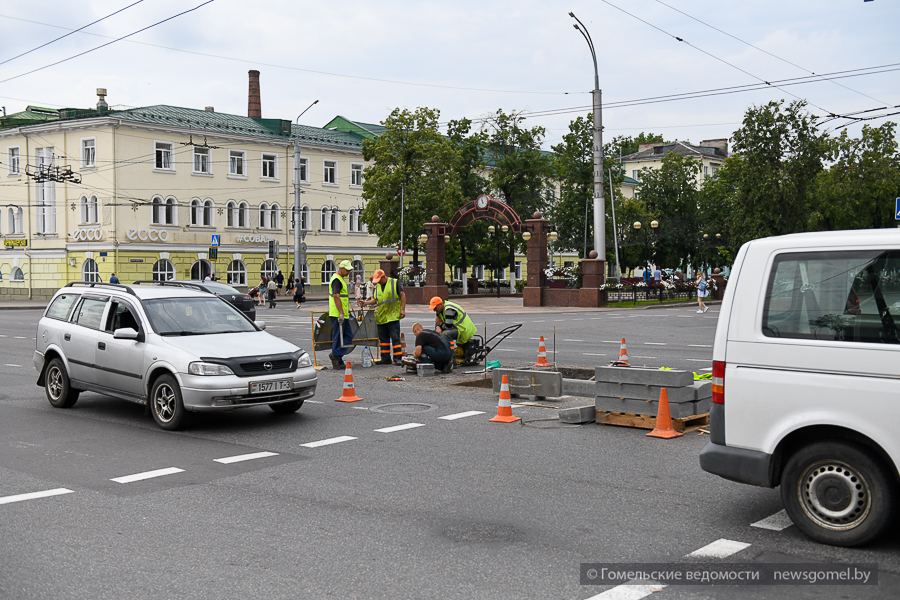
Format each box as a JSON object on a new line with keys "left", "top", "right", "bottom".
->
{"left": 247, "top": 70, "right": 261, "bottom": 118}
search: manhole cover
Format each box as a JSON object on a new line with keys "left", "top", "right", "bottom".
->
{"left": 371, "top": 402, "right": 435, "bottom": 414}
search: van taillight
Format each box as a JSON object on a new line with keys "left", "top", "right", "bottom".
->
{"left": 712, "top": 360, "right": 725, "bottom": 405}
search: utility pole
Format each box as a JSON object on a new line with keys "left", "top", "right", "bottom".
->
{"left": 293, "top": 100, "right": 318, "bottom": 289}
{"left": 608, "top": 167, "right": 621, "bottom": 279}
{"left": 570, "top": 12, "right": 605, "bottom": 268}
{"left": 399, "top": 183, "right": 405, "bottom": 269}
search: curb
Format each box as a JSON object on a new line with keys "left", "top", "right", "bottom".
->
{"left": 643, "top": 300, "right": 721, "bottom": 310}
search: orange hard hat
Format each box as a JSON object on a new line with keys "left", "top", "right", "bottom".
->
{"left": 372, "top": 269, "right": 386, "bottom": 283}
{"left": 429, "top": 296, "right": 444, "bottom": 311}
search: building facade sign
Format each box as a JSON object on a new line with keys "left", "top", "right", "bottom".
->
{"left": 125, "top": 227, "right": 170, "bottom": 242}
{"left": 3, "top": 239, "right": 27, "bottom": 247}
{"left": 71, "top": 228, "right": 104, "bottom": 241}
{"left": 235, "top": 233, "right": 275, "bottom": 244}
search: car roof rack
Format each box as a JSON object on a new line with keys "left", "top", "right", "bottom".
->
{"left": 64, "top": 282, "right": 137, "bottom": 296}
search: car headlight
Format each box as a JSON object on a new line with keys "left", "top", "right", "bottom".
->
{"left": 296, "top": 352, "right": 312, "bottom": 368}
{"left": 188, "top": 361, "right": 234, "bottom": 376}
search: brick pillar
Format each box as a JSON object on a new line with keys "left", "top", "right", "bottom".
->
{"left": 422, "top": 216, "right": 447, "bottom": 301}
{"left": 523, "top": 212, "right": 548, "bottom": 307}
{"left": 580, "top": 251, "right": 605, "bottom": 289}
{"left": 379, "top": 254, "right": 398, "bottom": 279}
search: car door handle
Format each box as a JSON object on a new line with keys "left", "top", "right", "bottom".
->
{"left": 98, "top": 342, "right": 106, "bottom": 350}
{"left": 64, "top": 333, "right": 71, "bottom": 341}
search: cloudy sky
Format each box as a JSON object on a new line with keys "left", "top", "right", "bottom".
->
{"left": 1, "top": 0, "right": 897, "bottom": 148}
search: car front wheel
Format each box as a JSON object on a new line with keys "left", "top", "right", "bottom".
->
{"left": 781, "top": 441, "right": 896, "bottom": 547}
{"left": 269, "top": 399, "right": 304, "bottom": 414}
{"left": 150, "top": 374, "right": 187, "bottom": 430}
{"left": 45, "top": 358, "right": 79, "bottom": 408}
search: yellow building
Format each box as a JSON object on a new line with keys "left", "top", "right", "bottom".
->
{"left": 0, "top": 85, "right": 389, "bottom": 299}
{"left": 620, "top": 139, "right": 728, "bottom": 188}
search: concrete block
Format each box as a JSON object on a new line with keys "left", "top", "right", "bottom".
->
{"left": 416, "top": 363, "right": 435, "bottom": 377}
{"left": 694, "top": 398, "right": 711, "bottom": 415}
{"left": 595, "top": 366, "right": 693, "bottom": 387}
{"left": 595, "top": 396, "right": 700, "bottom": 419}
{"left": 693, "top": 380, "right": 712, "bottom": 399}
{"left": 559, "top": 405, "right": 596, "bottom": 424}
{"left": 492, "top": 369, "right": 562, "bottom": 398}
{"left": 594, "top": 381, "right": 695, "bottom": 403}
{"left": 562, "top": 378, "right": 596, "bottom": 398}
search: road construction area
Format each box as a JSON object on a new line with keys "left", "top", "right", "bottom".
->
{"left": 1, "top": 304, "right": 898, "bottom": 600}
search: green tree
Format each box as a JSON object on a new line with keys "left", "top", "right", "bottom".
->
{"left": 444, "top": 118, "right": 489, "bottom": 277}
{"left": 361, "top": 107, "right": 462, "bottom": 266}
{"left": 635, "top": 152, "right": 702, "bottom": 267}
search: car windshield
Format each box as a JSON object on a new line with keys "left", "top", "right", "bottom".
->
{"left": 198, "top": 282, "right": 242, "bottom": 295}
{"left": 143, "top": 297, "right": 257, "bottom": 336}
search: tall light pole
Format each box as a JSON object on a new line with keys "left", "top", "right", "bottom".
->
{"left": 569, "top": 12, "right": 605, "bottom": 270}
{"left": 293, "top": 99, "right": 319, "bottom": 290}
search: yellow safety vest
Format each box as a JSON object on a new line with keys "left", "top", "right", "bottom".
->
{"left": 374, "top": 277, "right": 401, "bottom": 325}
{"left": 328, "top": 273, "right": 349, "bottom": 317}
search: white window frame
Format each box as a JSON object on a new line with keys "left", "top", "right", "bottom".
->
{"left": 81, "top": 138, "right": 96, "bottom": 168}
{"left": 203, "top": 199, "right": 213, "bottom": 226}
{"left": 321, "top": 259, "right": 336, "bottom": 283}
{"left": 259, "top": 203, "right": 269, "bottom": 229}
{"left": 8, "top": 146, "right": 21, "bottom": 175}
{"left": 193, "top": 147, "right": 211, "bottom": 175}
{"left": 330, "top": 207, "right": 338, "bottom": 231}
{"left": 226, "top": 201, "right": 236, "bottom": 227}
{"left": 261, "top": 258, "right": 278, "bottom": 280}
{"left": 300, "top": 205, "right": 310, "bottom": 231}
{"left": 227, "top": 259, "right": 247, "bottom": 286}
{"left": 320, "top": 207, "right": 330, "bottom": 231}
{"left": 154, "top": 141, "right": 173, "bottom": 170}
{"left": 82, "top": 258, "right": 100, "bottom": 283}
{"left": 7, "top": 206, "right": 23, "bottom": 234}
{"left": 35, "top": 147, "right": 56, "bottom": 234}
{"left": 270, "top": 203, "right": 280, "bottom": 230}
{"left": 152, "top": 259, "right": 176, "bottom": 281}
{"left": 165, "top": 196, "right": 178, "bottom": 225}
{"left": 323, "top": 160, "right": 337, "bottom": 185}
{"left": 238, "top": 201, "right": 248, "bottom": 228}
{"left": 190, "top": 198, "right": 202, "bottom": 226}
{"left": 228, "top": 150, "right": 246, "bottom": 177}
{"left": 11, "top": 267, "right": 25, "bottom": 281}
{"left": 151, "top": 196, "right": 163, "bottom": 224}
{"left": 350, "top": 163, "right": 363, "bottom": 187}
{"left": 297, "top": 157, "right": 308, "bottom": 183}
{"left": 80, "top": 195, "right": 90, "bottom": 225}
{"left": 261, "top": 153, "right": 277, "bottom": 179}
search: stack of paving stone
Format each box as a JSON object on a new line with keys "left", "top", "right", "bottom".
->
{"left": 594, "top": 366, "right": 711, "bottom": 419}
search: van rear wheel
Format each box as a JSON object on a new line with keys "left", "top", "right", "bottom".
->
{"left": 781, "top": 441, "right": 895, "bottom": 547}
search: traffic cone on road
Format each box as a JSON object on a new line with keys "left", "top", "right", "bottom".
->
{"left": 646, "top": 388, "right": 683, "bottom": 439}
{"left": 335, "top": 361, "right": 363, "bottom": 403}
{"left": 489, "top": 374, "right": 521, "bottom": 423}
{"left": 611, "top": 338, "right": 631, "bottom": 367}
{"left": 533, "top": 336, "right": 552, "bottom": 368}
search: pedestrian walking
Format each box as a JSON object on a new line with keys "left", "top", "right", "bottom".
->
{"left": 267, "top": 277, "right": 278, "bottom": 308}
{"left": 696, "top": 272, "right": 710, "bottom": 313}
{"left": 257, "top": 275, "right": 267, "bottom": 306}
{"left": 275, "top": 270, "right": 284, "bottom": 295}
{"left": 286, "top": 273, "right": 295, "bottom": 296}
{"left": 361, "top": 269, "right": 407, "bottom": 365}
{"left": 293, "top": 275, "right": 306, "bottom": 309}
{"left": 328, "top": 260, "right": 354, "bottom": 369}
{"left": 109, "top": 273, "right": 120, "bottom": 284}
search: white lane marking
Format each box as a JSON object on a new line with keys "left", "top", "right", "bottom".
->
{"left": 439, "top": 410, "right": 484, "bottom": 420}
{"left": 300, "top": 436, "right": 356, "bottom": 448}
{"left": 684, "top": 358, "right": 712, "bottom": 363}
{"left": 0, "top": 334, "right": 6, "bottom": 337}
{"left": 213, "top": 451, "right": 279, "bottom": 464}
{"left": 491, "top": 348, "right": 517, "bottom": 352}
{"left": 585, "top": 584, "right": 666, "bottom": 600}
{"left": 306, "top": 400, "right": 323, "bottom": 404}
{"left": 4, "top": 363, "right": 21, "bottom": 367}
{"left": 529, "top": 337, "right": 542, "bottom": 341}
{"left": 375, "top": 422, "right": 425, "bottom": 433}
{"left": 583, "top": 353, "right": 607, "bottom": 356}
{"left": 532, "top": 320, "right": 545, "bottom": 323}
{"left": 630, "top": 355, "right": 657, "bottom": 359}
{"left": 111, "top": 467, "right": 185, "bottom": 484}
{"left": 564, "top": 339, "right": 585, "bottom": 342}
{"left": 698, "top": 367, "right": 712, "bottom": 372}
{"left": 751, "top": 509, "right": 793, "bottom": 531}
{"left": 489, "top": 322, "right": 506, "bottom": 325}
{"left": 350, "top": 406, "right": 369, "bottom": 410}
{"left": 0, "top": 487, "right": 74, "bottom": 505}
{"left": 601, "top": 340, "right": 620, "bottom": 344}
{"left": 688, "top": 344, "right": 713, "bottom": 348}
{"left": 687, "top": 538, "right": 751, "bottom": 558}
{"left": 644, "top": 342, "right": 666, "bottom": 346}
{"left": 553, "top": 319, "right": 566, "bottom": 322}
{"left": 13, "top": 336, "right": 26, "bottom": 339}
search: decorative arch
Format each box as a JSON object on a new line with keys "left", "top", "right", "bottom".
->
{"left": 448, "top": 194, "right": 522, "bottom": 235}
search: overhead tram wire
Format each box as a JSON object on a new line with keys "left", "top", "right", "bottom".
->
{"left": 596, "top": 0, "right": 848, "bottom": 119}
{"left": 0, "top": 0, "right": 146, "bottom": 67}
{"left": 652, "top": 0, "right": 889, "bottom": 106}
{"left": 0, "top": 0, "right": 216, "bottom": 86}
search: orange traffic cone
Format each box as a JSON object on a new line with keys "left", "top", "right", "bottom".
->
{"left": 490, "top": 374, "right": 521, "bottom": 423}
{"left": 611, "top": 338, "right": 630, "bottom": 367}
{"left": 533, "top": 336, "right": 552, "bottom": 367}
{"left": 336, "top": 361, "right": 363, "bottom": 403}
{"left": 646, "top": 388, "right": 683, "bottom": 439}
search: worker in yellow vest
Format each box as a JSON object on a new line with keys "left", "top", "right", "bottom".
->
{"left": 361, "top": 269, "right": 407, "bottom": 365}
{"left": 430, "top": 296, "right": 477, "bottom": 360}
{"left": 328, "top": 260, "right": 354, "bottom": 370}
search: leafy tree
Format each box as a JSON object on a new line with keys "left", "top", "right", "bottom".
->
{"left": 606, "top": 132, "right": 666, "bottom": 162}
{"left": 444, "top": 118, "right": 489, "bottom": 277}
{"left": 361, "top": 107, "right": 462, "bottom": 267}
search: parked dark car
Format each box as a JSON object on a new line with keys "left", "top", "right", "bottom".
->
{"left": 134, "top": 280, "right": 257, "bottom": 321}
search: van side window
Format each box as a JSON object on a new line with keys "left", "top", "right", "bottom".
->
{"left": 763, "top": 250, "right": 900, "bottom": 344}
{"left": 46, "top": 294, "right": 78, "bottom": 321}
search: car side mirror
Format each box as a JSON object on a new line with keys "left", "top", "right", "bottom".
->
{"left": 113, "top": 327, "right": 140, "bottom": 340}
{"left": 254, "top": 321, "right": 266, "bottom": 330}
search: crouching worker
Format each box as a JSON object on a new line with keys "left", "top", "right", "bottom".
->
{"left": 430, "top": 296, "right": 477, "bottom": 361}
{"left": 412, "top": 323, "right": 453, "bottom": 373}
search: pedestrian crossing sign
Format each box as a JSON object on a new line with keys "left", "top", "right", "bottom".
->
{"left": 211, "top": 234, "right": 220, "bottom": 246}
{"left": 895, "top": 198, "right": 900, "bottom": 221}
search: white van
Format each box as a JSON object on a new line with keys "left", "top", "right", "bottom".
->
{"left": 700, "top": 229, "right": 899, "bottom": 546}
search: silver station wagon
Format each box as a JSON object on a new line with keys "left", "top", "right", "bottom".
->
{"left": 34, "top": 282, "right": 317, "bottom": 430}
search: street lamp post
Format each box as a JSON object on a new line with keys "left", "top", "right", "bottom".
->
{"left": 293, "top": 99, "right": 319, "bottom": 292}
{"left": 570, "top": 12, "right": 604, "bottom": 265}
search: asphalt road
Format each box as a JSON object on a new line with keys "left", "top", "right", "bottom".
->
{"left": 1, "top": 306, "right": 898, "bottom": 600}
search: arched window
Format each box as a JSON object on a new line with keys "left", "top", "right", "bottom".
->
{"left": 82, "top": 258, "right": 100, "bottom": 283}
{"left": 165, "top": 196, "right": 177, "bottom": 225}
{"left": 238, "top": 202, "right": 248, "bottom": 228}
{"left": 321, "top": 259, "right": 336, "bottom": 283}
{"left": 269, "top": 203, "right": 279, "bottom": 229}
{"left": 89, "top": 195, "right": 98, "bottom": 223}
{"left": 203, "top": 199, "right": 213, "bottom": 226}
{"left": 152, "top": 196, "right": 163, "bottom": 224}
{"left": 352, "top": 259, "right": 364, "bottom": 283}
{"left": 330, "top": 207, "right": 338, "bottom": 231}
{"left": 299, "top": 262, "right": 309, "bottom": 283}
{"left": 152, "top": 259, "right": 175, "bottom": 281}
{"left": 190, "top": 259, "right": 211, "bottom": 280}
{"left": 11, "top": 267, "right": 24, "bottom": 281}
{"left": 227, "top": 260, "right": 246, "bottom": 286}
{"left": 226, "top": 201, "right": 236, "bottom": 227}
{"left": 320, "top": 207, "right": 330, "bottom": 231}
{"left": 301, "top": 205, "right": 310, "bottom": 231}
{"left": 190, "top": 198, "right": 202, "bottom": 226}
{"left": 261, "top": 258, "right": 278, "bottom": 280}
{"left": 7, "top": 206, "right": 23, "bottom": 234}
{"left": 80, "top": 195, "right": 89, "bottom": 224}
{"left": 259, "top": 203, "right": 269, "bottom": 229}
{"left": 349, "top": 209, "right": 359, "bottom": 232}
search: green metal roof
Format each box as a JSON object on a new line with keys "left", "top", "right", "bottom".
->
{"left": 323, "top": 115, "right": 385, "bottom": 139}
{"left": 0, "top": 105, "right": 60, "bottom": 129}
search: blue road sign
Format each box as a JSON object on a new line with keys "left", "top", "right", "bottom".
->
{"left": 896, "top": 198, "right": 900, "bottom": 221}
{"left": 211, "top": 234, "right": 220, "bottom": 246}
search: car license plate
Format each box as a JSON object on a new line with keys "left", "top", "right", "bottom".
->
{"left": 249, "top": 378, "right": 293, "bottom": 394}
